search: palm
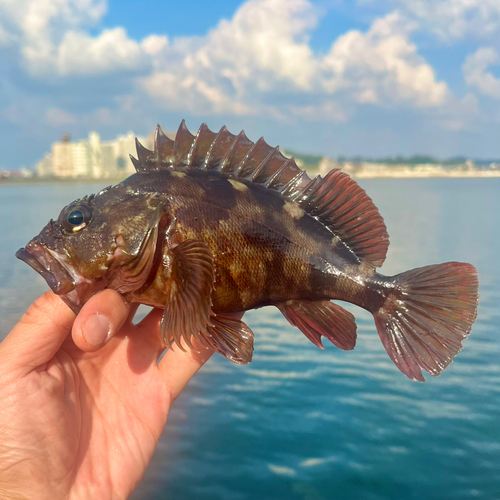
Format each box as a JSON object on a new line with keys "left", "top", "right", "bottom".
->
{"left": 60, "top": 316, "right": 171, "bottom": 499}
{"left": 0, "top": 313, "right": 166, "bottom": 500}
{"left": 0, "top": 293, "right": 216, "bottom": 500}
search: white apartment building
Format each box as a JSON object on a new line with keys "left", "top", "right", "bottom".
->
{"left": 35, "top": 152, "right": 53, "bottom": 177}
{"left": 36, "top": 131, "right": 151, "bottom": 179}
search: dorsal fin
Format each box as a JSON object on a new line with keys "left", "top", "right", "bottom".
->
{"left": 297, "top": 169, "right": 389, "bottom": 267}
{"left": 205, "top": 126, "right": 237, "bottom": 172}
{"left": 189, "top": 123, "right": 217, "bottom": 169}
{"left": 173, "top": 119, "right": 195, "bottom": 169}
{"left": 134, "top": 138, "right": 155, "bottom": 171}
{"left": 154, "top": 124, "right": 174, "bottom": 163}
{"left": 131, "top": 121, "right": 390, "bottom": 267}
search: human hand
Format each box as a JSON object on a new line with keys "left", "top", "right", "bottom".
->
{"left": 0, "top": 290, "right": 217, "bottom": 500}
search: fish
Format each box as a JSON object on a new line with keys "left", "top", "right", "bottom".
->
{"left": 16, "top": 121, "right": 479, "bottom": 382}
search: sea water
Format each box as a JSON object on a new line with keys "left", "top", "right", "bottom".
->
{"left": 1, "top": 179, "right": 499, "bottom": 500}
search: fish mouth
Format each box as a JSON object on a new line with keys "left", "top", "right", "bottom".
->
{"left": 16, "top": 244, "right": 77, "bottom": 296}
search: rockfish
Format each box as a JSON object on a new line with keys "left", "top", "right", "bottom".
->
{"left": 17, "top": 121, "right": 479, "bottom": 381}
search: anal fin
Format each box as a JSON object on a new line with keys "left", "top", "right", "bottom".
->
{"left": 278, "top": 300, "right": 357, "bottom": 351}
{"left": 200, "top": 314, "right": 254, "bottom": 365}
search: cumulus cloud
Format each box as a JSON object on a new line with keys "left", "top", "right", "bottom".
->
{"left": 463, "top": 47, "right": 500, "bottom": 100}
{"left": 0, "top": 0, "right": 458, "bottom": 125}
{"left": 0, "top": 0, "right": 155, "bottom": 76}
{"left": 56, "top": 28, "right": 145, "bottom": 76}
{"left": 289, "top": 101, "right": 348, "bottom": 122}
{"left": 392, "top": 0, "right": 500, "bottom": 40}
{"left": 321, "top": 12, "right": 448, "bottom": 107}
{"left": 141, "top": 3, "right": 448, "bottom": 117}
{"left": 141, "top": 0, "right": 318, "bottom": 115}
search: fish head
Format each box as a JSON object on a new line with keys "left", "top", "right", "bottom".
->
{"left": 17, "top": 182, "right": 169, "bottom": 313}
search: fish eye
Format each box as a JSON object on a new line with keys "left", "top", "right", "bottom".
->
{"left": 60, "top": 204, "right": 92, "bottom": 233}
{"left": 68, "top": 210, "right": 84, "bottom": 225}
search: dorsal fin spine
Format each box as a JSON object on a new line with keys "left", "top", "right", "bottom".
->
{"left": 130, "top": 154, "right": 145, "bottom": 172}
{"left": 236, "top": 137, "right": 265, "bottom": 178}
{"left": 250, "top": 145, "right": 280, "bottom": 181}
{"left": 154, "top": 124, "right": 175, "bottom": 166}
{"left": 204, "top": 126, "right": 228, "bottom": 171}
{"left": 280, "top": 170, "right": 308, "bottom": 198}
{"left": 297, "top": 176, "right": 322, "bottom": 204}
{"left": 264, "top": 158, "right": 293, "bottom": 188}
{"left": 220, "top": 130, "right": 244, "bottom": 173}
{"left": 190, "top": 123, "right": 217, "bottom": 169}
{"left": 173, "top": 119, "right": 195, "bottom": 169}
{"left": 135, "top": 138, "right": 154, "bottom": 166}
{"left": 187, "top": 125, "right": 204, "bottom": 168}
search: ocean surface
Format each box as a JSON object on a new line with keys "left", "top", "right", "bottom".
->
{"left": 0, "top": 178, "right": 499, "bottom": 500}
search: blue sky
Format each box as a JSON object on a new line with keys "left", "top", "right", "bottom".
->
{"left": 1, "top": 0, "right": 500, "bottom": 170}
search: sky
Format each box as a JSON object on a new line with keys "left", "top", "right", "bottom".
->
{"left": 1, "top": 0, "right": 500, "bottom": 170}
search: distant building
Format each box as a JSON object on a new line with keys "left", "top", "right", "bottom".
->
{"left": 316, "top": 156, "right": 500, "bottom": 179}
{"left": 36, "top": 131, "right": 152, "bottom": 178}
{"left": 318, "top": 157, "right": 339, "bottom": 176}
{"left": 35, "top": 152, "right": 53, "bottom": 177}
{"left": 0, "top": 168, "right": 33, "bottom": 179}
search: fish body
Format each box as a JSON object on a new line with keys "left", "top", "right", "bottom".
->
{"left": 17, "top": 121, "right": 479, "bottom": 381}
{"left": 121, "top": 170, "right": 371, "bottom": 312}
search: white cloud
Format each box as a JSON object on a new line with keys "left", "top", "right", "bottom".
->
{"left": 141, "top": 5, "right": 448, "bottom": 116}
{"left": 0, "top": 0, "right": 459, "bottom": 126}
{"left": 393, "top": 0, "right": 500, "bottom": 40}
{"left": 463, "top": 47, "right": 500, "bottom": 100}
{"left": 0, "top": 0, "right": 106, "bottom": 44}
{"left": 141, "top": 71, "right": 254, "bottom": 116}
{"left": 321, "top": 12, "right": 448, "bottom": 107}
{"left": 56, "top": 28, "right": 145, "bottom": 76}
{"left": 140, "top": 34, "right": 168, "bottom": 56}
{"left": 141, "top": 0, "right": 318, "bottom": 115}
{"left": 45, "top": 107, "right": 77, "bottom": 126}
{"left": 289, "top": 101, "right": 348, "bottom": 122}
{"left": 0, "top": 0, "right": 152, "bottom": 76}
{"left": 192, "top": 0, "right": 317, "bottom": 91}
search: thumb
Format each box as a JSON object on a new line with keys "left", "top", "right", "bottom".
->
{"left": 0, "top": 291, "right": 75, "bottom": 375}
{"left": 71, "top": 289, "right": 131, "bottom": 352}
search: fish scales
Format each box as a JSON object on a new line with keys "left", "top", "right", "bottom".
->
{"left": 123, "top": 169, "right": 363, "bottom": 312}
{"left": 17, "top": 121, "right": 479, "bottom": 381}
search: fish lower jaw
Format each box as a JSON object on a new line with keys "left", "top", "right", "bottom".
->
{"left": 43, "top": 248, "right": 107, "bottom": 312}
{"left": 17, "top": 245, "right": 76, "bottom": 295}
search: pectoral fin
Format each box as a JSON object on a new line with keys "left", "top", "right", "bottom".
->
{"left": 200, "top": 315, "right": 254, "bottom": 365}
{"left": 160, "top": 239, "right": 215, "bottom": 351}
{"left": 278, "top": 300, "right": 357, "bottom": 351}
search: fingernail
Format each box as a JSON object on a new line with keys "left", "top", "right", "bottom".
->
{"left": 83, "top": 313, "right": 111, "bottom": 347}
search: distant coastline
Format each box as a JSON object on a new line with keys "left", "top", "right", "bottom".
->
{"left": 2, "top": 169, "right": 500, "bottom": 188}
{"left": 3, "top": 135, "right": 500, "bottom": 183}
{"left": 0, "top": 176, "right": 126, "bottom": 187}
{"left": 349, "top": 170, "right": 500, "bottom": 178}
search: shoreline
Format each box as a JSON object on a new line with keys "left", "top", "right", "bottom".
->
{"left": 350, "top": 171, "right": 500, "bottom": 179}
{"left": 0, "top": 177, "right": 126, "bottom": 187}
{"left": 2, "top": 171, "right": 500, "bottom": 187}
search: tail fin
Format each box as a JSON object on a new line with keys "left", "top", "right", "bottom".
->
{"left": 373, "top": 262, "right": 478, "bottom": 382}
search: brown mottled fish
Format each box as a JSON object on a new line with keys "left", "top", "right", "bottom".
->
{"left": 17, "top": 121, "right": 479, "bottom": 381}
